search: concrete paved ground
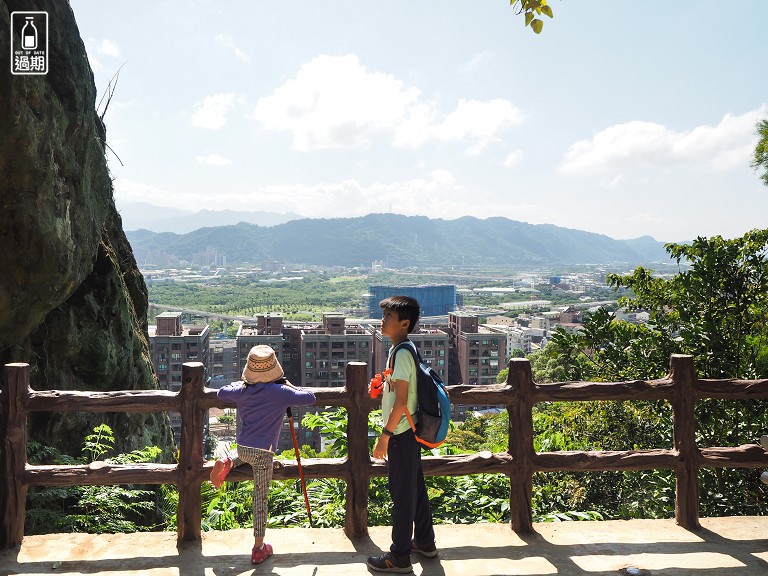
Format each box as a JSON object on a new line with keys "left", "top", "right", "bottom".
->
{"left": 1, "top": 517, "right": 767, "bottom": 575}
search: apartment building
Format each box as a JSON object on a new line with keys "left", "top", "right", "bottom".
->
{"left": 292, "top": 314, "right": 372, "bottom": 451}
{"left": 371, "top": 326, "right": 450, "bottom": 379}
{"left": 234, "top": 315, "right": 297, "bottom": 450}
{"left": 486, "top": 323, "right": 535, "bottom": 356}
{"left": 208, "top": 338, "right": 239, "bottom": 387}
{"left": 149, "top": 311, "right": 210, "bottom": 444}
{"left": 448, "top": 312, "right": 506, "bottom": 419}
{"left": 192, "top": 246, "right": 226, "bottom": 267}
{"left": 234, "top": 313, "right": 372, "bottom": 452}
{"left": 448, "top": 313, "right": 505, "bottom": 386}
{"left": 236, "top": 314, "right": 287, "bottom": 374}
{"left": 294, "top": 314, "right": 373, "bottom": 388}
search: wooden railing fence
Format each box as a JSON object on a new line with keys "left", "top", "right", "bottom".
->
{"left": 2, "top": 354, "right": 768, "bottom": 549}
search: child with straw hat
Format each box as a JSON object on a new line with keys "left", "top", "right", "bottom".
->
{"left": 210, "top": 345, "right": 315, "bottom": 564}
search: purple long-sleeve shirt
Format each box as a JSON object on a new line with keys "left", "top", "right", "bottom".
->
{"left": 217, "top": 381, "right": 316, "bottom": 451}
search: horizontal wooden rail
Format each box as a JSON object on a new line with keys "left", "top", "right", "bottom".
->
{"left": 534, "top": 449, "right": 679, "bottom": 472}
{"left": 3, "top": 354, "right": 768, "bottom": 550}
{"left": 23, "top": 463, "right": 179, "bottom": 486}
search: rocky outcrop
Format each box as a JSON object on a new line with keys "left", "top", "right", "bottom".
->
{"left": 0, "top": 1, "right": 173, "bottom": 457}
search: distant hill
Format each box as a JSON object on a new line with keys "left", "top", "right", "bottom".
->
{"left": 126, "top": 214, "right": 673, "bottom": 267}
{"left": 117, "top": 202, "right": 301, "bottom": 234}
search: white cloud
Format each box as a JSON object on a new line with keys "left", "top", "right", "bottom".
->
{"left": 257, "top": 169, "right": 464, "bottom": 217}
{"left": 559, "top": 105, "right": 768, "bottom": 175}
{"left": 83, "top": 38, "right": 120, "bottom": 72}
{"left": 437, "top": 99, "right": 523, "bottom": 141}
{"left": 215, "top": 34, "right": 249, "bottom": 63}
{"left": 114, "top": 180, "right": 173, "bottom": 205}
{"left": 433, "top": 99, "right": 524, "bottom": 156}
{"left": 122, "top": 170, "right": 464, "bottom": 218}
{"left": 192, "top": 93, "right": 239, "bottom": 130}
{"left": 86, "top": 54, "right": 103, "bottom": 72}
{"left": 253, "top": 54, "right": 421, "bottom": 151}
{"left": 252, "top": 54, "right": 524, "bottom": 152}
{"left": 504, "top": 149, "right": 523, "bottom": 167}
{"left": 196, "top": 154, "right": 232, "bottom": 166}
{"left": 627, "top": 211, "right": 665, "bottom": 227}
{"left": 129, "top": 168, "right": 554, "bottom": 227}
{"left": 115, "top": 172, "right": 557, "bottom": 230}
{"left": 459, "top": 50, "right": 495, "bottom": 75}
{"left": 98, "top": 39, "right": 120, "bottom": 57}
{"left": 600, "top": 174, "right": 623, "bottom": 188}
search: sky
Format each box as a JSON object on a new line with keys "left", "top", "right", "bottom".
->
{"left": 68, "top": 1, "right": 768, "bottom": 243}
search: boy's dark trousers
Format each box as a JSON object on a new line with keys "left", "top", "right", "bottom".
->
{"left": 387, "top": 428, "right": 435, "bottom": 557}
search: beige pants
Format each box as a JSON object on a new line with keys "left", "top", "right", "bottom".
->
{"left": 236, "top": 445, "right": 274, "bottom": 537}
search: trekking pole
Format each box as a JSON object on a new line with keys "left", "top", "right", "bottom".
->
{"left": 287, "top": 407, "right": 313, "bottom": 526}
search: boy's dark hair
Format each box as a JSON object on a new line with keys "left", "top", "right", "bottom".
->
{"left": 379, "top": 296, "right": 420, "bottom": 334}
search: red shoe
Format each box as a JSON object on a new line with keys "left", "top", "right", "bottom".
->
{"left": 209, "top": 457, "right": 232, "bottom": 488}
{"left": 251, "top": 543, "right": 273, "bottom": 564}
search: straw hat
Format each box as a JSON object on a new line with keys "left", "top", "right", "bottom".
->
{"left": 242, "top": 345, "right": 284, "bottom": 384}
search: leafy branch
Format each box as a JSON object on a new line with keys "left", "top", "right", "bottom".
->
{"left": 511, "top": 0, "right": 555, "bottom": 34}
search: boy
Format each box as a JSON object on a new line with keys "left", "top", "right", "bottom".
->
{"left": 368, "top": 296, "right": 437, "bottom": 573}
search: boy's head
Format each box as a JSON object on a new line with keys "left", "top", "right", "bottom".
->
{"left": 379, "top": 296, "right": 420, "bottom": 335}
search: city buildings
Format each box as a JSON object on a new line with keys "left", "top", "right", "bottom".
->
{"left": 285, "top": 314, "right": 373, "bottom": 451}
{"left": 147, "top": 307, "right": 545, "bottom": 451}
{"left": 448, "top": 313, "right": 506, "bottom": 386}
{"left": 234, "top": 313, "right": 373, "bottom": 452}
{"left": 148, "top": 312, "right": 210, "bottom": 444}
{"left": 209, "top": 339, "right": 239, "bottom": 387}
{"left": 371, "top": 326, "right": 450, "bottom": 380}
{"left": 447, "top": 312, "right": 507, "bottom": 418}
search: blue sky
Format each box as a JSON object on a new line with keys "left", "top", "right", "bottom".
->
{"left": 69, "top": 1, "right": 768, "bottom": 242}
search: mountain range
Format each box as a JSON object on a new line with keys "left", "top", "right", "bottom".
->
{"left": 125, "top": 211, "right": 674, "bottom": 268}
{"left": 117, "top": 202, "right": 301, "bottom": 234}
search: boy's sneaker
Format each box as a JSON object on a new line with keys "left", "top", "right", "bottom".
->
{"left": 760, "top": 435, "right": 768, "bottom": 451}
{"left": 366, "top": 552, "right": 412, "bottom": 573}
{"left": 251, "top": 543, "right": 273, "bottom": 564}
{"left": 210, "top": 457, "right": 232, "bottom": 489}
{"left": 411, "top": 539, "right": 438, "bottom": 558}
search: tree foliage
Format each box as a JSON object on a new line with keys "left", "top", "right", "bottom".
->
{"left": 537, "top": 229, "right": 768, "bottom": 382}
{"left": 511, "top": 0, "right": 555, "bottom": 34}
{"left": 752, "top": 118, "right": 768, "bottom": 187}
{"left": 612, "top": 229, "right": 768, "bottom": 379}
{"left": 26, "top": 425, "right": 162, "bottom": 534}
{"left": 529, "top": 229, "right": 768, "bottom": 517}
{"left": 148, "top": 274, "right": 369, "bottom": 322}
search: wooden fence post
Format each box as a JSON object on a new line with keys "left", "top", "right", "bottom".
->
{"left": 344, "top": 362, "right": 370, "bottom": 538}
{"left": 1, "top": 364, "right": 31, "bottom": 548}
{"left": 507, "top": 358, "right": 534, "bottom": 534}
{"left": 670, "top": 354, "right": 700, "bottom": 529}
{"left": 177, "top": 362, "right": 206, "bottom": 543}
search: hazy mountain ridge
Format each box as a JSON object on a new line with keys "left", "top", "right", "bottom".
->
{"left": 118, "top": 202, "right": 301, "bottom": 233}
{"left": 126, "top": 213, "right": 672, "bottom": 267}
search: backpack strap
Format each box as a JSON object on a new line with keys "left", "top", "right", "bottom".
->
{"left": 388, "top": 339, "right": 419, "bottom": 433}
{"left": 389, "top": 339, "right": 414, "bottom": 368}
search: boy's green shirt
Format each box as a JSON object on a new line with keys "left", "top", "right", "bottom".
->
{"left": 382, "top": 345, "right": 419, "bottom": 435}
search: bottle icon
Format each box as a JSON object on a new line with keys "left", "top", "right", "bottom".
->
{"left": 22, "top": 17, "right": 37, "bottom": 50}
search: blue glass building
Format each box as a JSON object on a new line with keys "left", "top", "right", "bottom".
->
{"left": 367, "top": 285, "right": 457, "bottom": 319}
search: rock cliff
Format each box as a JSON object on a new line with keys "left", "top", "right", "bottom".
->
{"left": 0, "top": 1, "right": 173, "bottom": 457}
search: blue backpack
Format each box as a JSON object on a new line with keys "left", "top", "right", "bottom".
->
{"left": 390, "top": 339, "right": 451, "bottom": 448}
